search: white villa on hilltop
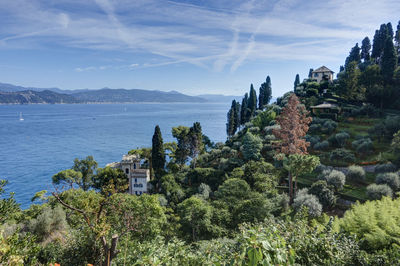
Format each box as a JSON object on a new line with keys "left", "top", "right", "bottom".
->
{"left": 107, "top": 154, "right": 150, "bottom": 195}
{"left": 311, "top": 66, "right": 334, "bottom": 83}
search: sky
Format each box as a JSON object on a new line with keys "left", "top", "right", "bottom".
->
{"left": 0, "top": 0, "right": 399, "bottom": 97}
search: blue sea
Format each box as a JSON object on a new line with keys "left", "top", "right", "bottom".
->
{"left": 0, "top": 103, "right": 230, "bottom": 208}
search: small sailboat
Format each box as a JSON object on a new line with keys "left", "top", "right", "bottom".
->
{"left": 19, "top": 112, "right": 24, "bottom": 121}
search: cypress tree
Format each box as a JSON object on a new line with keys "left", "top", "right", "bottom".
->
{"left": 262, "top": 76, "right": 272, "bottom": 106}
{"left": 227, "top": 100, "right": 239, "bottom": 137}
{"left": 294, "top": 74, "right": 300, "bottom": 90}
{"left": 152, "top": 125, "right": 165, "bottom": 184}
{"left": 308, "top": 68, "right": 314, "bottom": 78}
{"left": 258, "top": 84, "right": 265, "bottom": 110}
{"left": 372, "top": 24, "right": 389, "bottom": 62}
{"left": 248, "top": 84, "right": 257, "bottom": 118}
{"left": 226, "top": 106, "right": 235, "bottom": 137}
{"left": 371, "top": 29, "right": 381, "bottom": 59}
{"left": 387, "top": 22, "right": 394, "bottom": 39}
{"left": 381, "top": 37, "right": 397, "bottom": 83}
{"left": 240, "top": 93, "right": 249, "bottom": 125}
{"left": 233, "top": 100, "right": 240, "bottom": 132}
{"left": 395, "top": 21, "right": 400, "bottom": 61}
{"left": 345, "top": 43, "right": 361, "bottom": 68}
{"left": 361, "top": 37, "right": 371, "bottom": 62}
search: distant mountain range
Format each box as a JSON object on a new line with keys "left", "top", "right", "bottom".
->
{"left": 0, "top": 82, "right": 239, "bottom": 104}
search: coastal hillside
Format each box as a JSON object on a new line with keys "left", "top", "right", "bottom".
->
{"left": 0, "top": 83, "right": 229, "bottom": 104}
{"left": 71, "top": 88, "right": 207, "bottom": 103}
{"left": 0, "top": 90, "right": 79, "bottom": 104}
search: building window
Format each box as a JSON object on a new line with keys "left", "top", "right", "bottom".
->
{"left": 314, "top": 73, "right": 318, "bottom": 77}
{"left": 135, "top": 178, "right": 137, "bottom": 183}
{"left": 133, "top": 164, "right": 137, "bottom": 169}
{"left": 125, "top": 168, "right": 129, "bottom": 174}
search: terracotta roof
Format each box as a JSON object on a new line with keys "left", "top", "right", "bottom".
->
{"left": 312, "top": 66, "right": 334, "bottom": 73}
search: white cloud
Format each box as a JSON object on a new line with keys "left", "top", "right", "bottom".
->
{"left": 1, "top": 0, "right": 399, "bottom": 72}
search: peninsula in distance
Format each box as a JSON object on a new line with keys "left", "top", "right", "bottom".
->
{"left": 0, "top": 82, "right": 239, "bottom": 104}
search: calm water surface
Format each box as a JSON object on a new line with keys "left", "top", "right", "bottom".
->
{"left": 0, "top": 103, "right": 229, "bottom": 208}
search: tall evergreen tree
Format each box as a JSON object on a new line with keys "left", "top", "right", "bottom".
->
{"left": 387, "top": 22, "right": 394, "bottom": 39}
{"left": 233, "top": 100, "right": 240, "bottom": 132}
{"left": 152, "top": 125, "right": 165, "bottom": 184}
{"left": 248, "top": 84, "right": 257, "bottom": 118}
{"left": 372, "top": 24, "right": 389, "bottom": 62}
{"left": 226, "top": 100, "right": 239, "bottom": 137}
{"left": 294, "top": 74, "right": 300, "bottom": 90}
{"left": 345, "top": 43, "right": 361, "bottom": 68}
{"left": 395, "top": 21, "right": 400, "bottom": 61}
{"left": 381, "top": 37, "right": 398, "bottom": 82}
{"left": 258, "top": 84, "right": 265, "bottom": 110}
{"left": 226, "top": 106, "right": 235, "bottom": 138}
{"left": 361, "top": 37, "right": 371, "bottom": 62}
{"left": 240, "top": 93, "right": 249, "bottom": 125}
{"left": 308, "top": 68, "right": 313, "bottom": 78}
{"left": 258, "top": 76, "right": 272, "bottom": 109}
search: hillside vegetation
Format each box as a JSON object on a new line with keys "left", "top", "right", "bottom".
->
{"left": 1, "top": 20, "right": 400, "bottom": 265}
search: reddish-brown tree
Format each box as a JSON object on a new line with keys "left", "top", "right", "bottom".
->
{"left": 273, "top": 93, "right": 311, "bottom": 155}
{"left": 273, "top": 93, "right": 312, "bottom": 203}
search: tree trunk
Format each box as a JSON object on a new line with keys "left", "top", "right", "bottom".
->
{"left": 288, "top": 172, "right": 294, "bottom": 205}
{"left": 102, "top": 234, "right": 119, "bottom": 266}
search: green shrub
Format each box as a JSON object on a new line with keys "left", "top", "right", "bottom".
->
{"left": 314, "top": 164, "right": 333, "bottom": 174}
{"left": 376, "top": 172, "right": 400, "bottom": 191}
{"left": 334, "top": 197, "right": 400, "bottom": 250}
{"left": 319, "top": 170, "right": 346, "bottom": 191}
{"left": 352, "top": 138, "right": 373, "bottom": 155}
{"left": 306, "top": 135, "right": 320, "bottom": 147}
{"left": 347, "top": 165, "right": 366, "bottom": 182}
{"left": 313, "top": 140, "right": 329, "bottom": 150}
{"left": 322, "top": 120, "right": 338, "bottom": 134}
{"left": 384, "top": 116, "right": 400, "bottom": 138}
{"left": 335, "top": 132, "right": 350, "bottom": 147}
{"left": 308, "top": 180, "right": 336, "bottom": 210}
{"left": 330, "top": 148, "right": 355, "bottom": 163}
{"left": 309, "top": 124, "right": 321, "bottom": 134}
{"left": 293, "top": 189, "right": 322, "bottom": 217}
{"left": 375, "top": 163, "right": 397, "bottom": 173}
{"left": 366, "top": 184, "right": 393, "bottom": 200}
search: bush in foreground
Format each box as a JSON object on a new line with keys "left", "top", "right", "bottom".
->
{"left": 366, "top": 184, "right": 393, "bottom": 200}
{"left": 293, "top": 189, "right": 322, "bottom": 217}
{"left": 375, "top": 172, "right": 400, "bottom": 191}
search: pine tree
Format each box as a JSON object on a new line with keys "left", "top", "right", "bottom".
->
{"left": 294, "top": 74, "right": 300, "bottom": 90}
{"left": 308, "top": 68, "right": 313, "bottom": 78}
{"left": 361, "top": 37, "right": 371, "bottom": 62}
{"left": 240, "top": 93, "right": 249, "bottom": 125}
{"left": 248, "top": 84, "right": 257, "bottom": 118}
{"left": 152, "top": 125, "right": 165, "bottom": 185}
{"left": 381, "top": 37, "right": 398, "bottom": 83}
{"left": 189, "top": 122, "right": 203, "bottom": 167}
